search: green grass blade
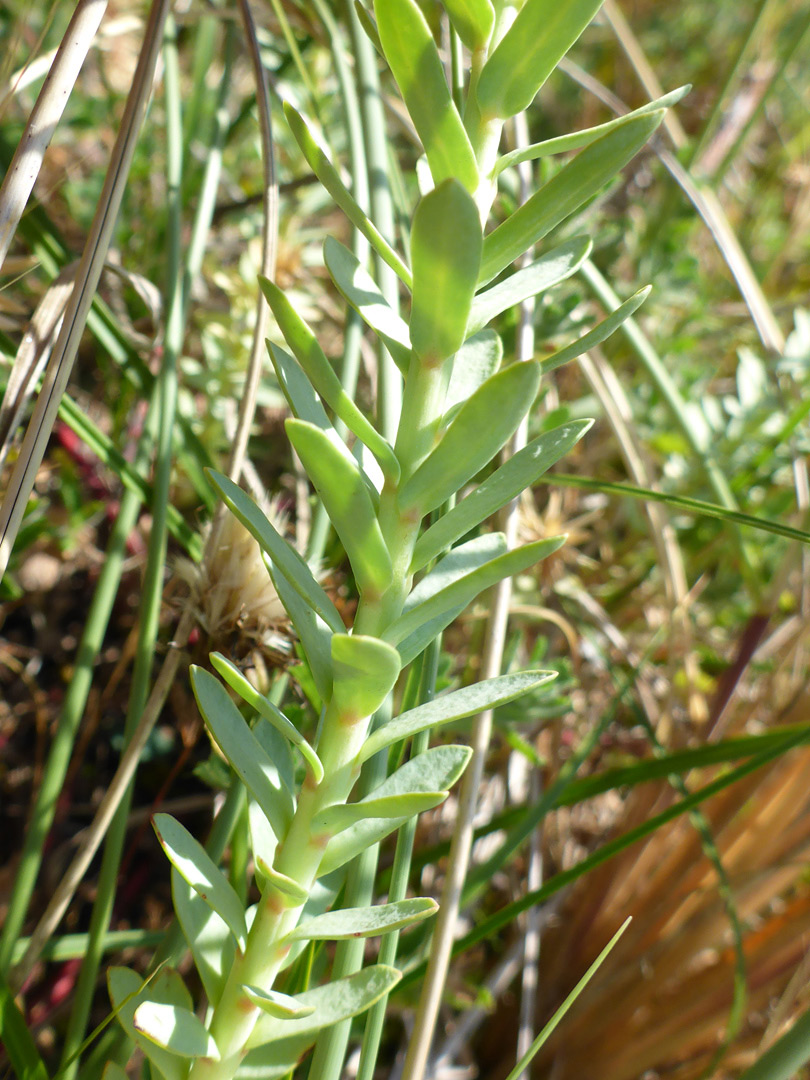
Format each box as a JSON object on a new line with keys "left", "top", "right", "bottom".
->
{"left": 0, "top": 970, "right": 51, "bottom": 1080}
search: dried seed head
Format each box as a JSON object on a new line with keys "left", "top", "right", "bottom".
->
{"left": 176, "top": 499, "right": 293, "bottom": 661}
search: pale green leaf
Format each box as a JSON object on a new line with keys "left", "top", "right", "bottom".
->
{"left": 190, "top": 666, "right": 294, "bottom": 840}
{"left": 319, "top": 745, "right": 472, "bottom": 875}
{"left": 133, "top": 1001, "right": 219, "bottom": 1060}
{"left": 476, "top": 0, "right": 604, "bottom": 119}
{"left": 260, "top": 278, "right": 399, "bottom": 482}
{"left": 324, "top": 237, "right": 412, "bottom": 374}
{"left": 374, "top": 0, "right": 478, "bottom": 192}
{"left": 410, "top": 179, "right": 482, "bottom": 365}
{"left": 108, "top": 967, "right": 191, "bottom": 1080}
{"left": 210, "top": 652, "right": 323, "bottom": 782}
{"left": 385, "top": 537, "right": 567, "bottom": 649}
{"left": 467, "top": 237, "right": 592, "bottom": 335}
{"left": 283, "top": 103, "right": 412, "bottom": 288}
{"left": 246, "top": 965, "right": 401, "bottom": 1050}
{"left": 154, "top": 814, "right": 247, "bottom": 950}
{"left": 242, "top": 986, "right": 316, "bottom": 1020}
{"left": 286, "top": 898, "right": 438, "bottom": 942}
{"left": 254, "top": 860, "right": 310, "bottom": 908}
{"left": 444, "top": 330, "right": 502, "bottom": 422}
{"left": 479, "top": 111, "right": 664, "bottom": 286}
{"left": 286, "top": 420, "right": 394, "bottom": 597}
{"left": 207, "top": 470, "right": 344, "bottom": 634}
{"left": 331, "top": 633, "right": 401, "bottom": 720}
{"left": 441, "top": 0, "right": 494, "bottom": 50}
{"left": 495, "top": 86, "right": 690, "bottom": 173}
{"left": 360, "top": 670, "right": 557, "bottom": 762}
{"left": 313, "top": 791, "right": 448, "bottom": 832}
{"left": 540, "top": 286, "right": 651, "bottom": 375}
{"left": 410, "top": 420, "right": 593, "bottom": 571}
{"left": 399, "top": 361, "right": 541, "bottom": 514}
{"left": 404, "top": 534, "right": 507, "bottom": 612}
{"left": 171, "top": 869, "right": 234, "bottom": 1008}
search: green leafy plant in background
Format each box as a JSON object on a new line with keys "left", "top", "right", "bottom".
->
{"left": 98, "top": 2, "right": 674, "bottom": 1078}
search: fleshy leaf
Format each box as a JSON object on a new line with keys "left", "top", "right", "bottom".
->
{"left": 479, "top": 111, "right": 664, "bottom": 286}
{"left": 283, "top": 103, "right": 412, "bottom": 288}
{"left": 153, "top": 814, "right": 247, "bottom": 951}
{"left": 410, "top": 420, "right": 593, "bottom": 571}
{"left": 260, "top": 278, "right": 399, "bottom": 483}
{"left": 444, "top": 330, "right": 502, "bottom": 422}
{"left": 441, "top": 0, "right": 494, "bottom": 51}
{"left": 374, "top": 0, "right": 478, "bottom": 192}
{"left": 495, "top": 86, "right": 690, "bottom": 173}
{"left": 246, "top": 965, "right": 402, "bottom": 1050}
{"left": 475, "top": 0, "right": 604, "bottom": 119}
{"left": 254, "top": 860, "right": 310, "bottom": 907}
{"left": 399, "top": 361, "right": 541, "bottom": 514}
{"left": 242, "top": 986, "right": 316, "bottom": 1020}
{"left": 190, "top": 666, "right": 294, "bottom": 840}
{"left": 324, "top": 237, "right": 412, "bottom": 374}
{"left": 540, "top": 285, "right": 651, "bottom": 375}
{"left": 385, "top": 537, "right": 567, "bottom": 649}
{"left": 133, "top": 1001, "right": 219, "bottom": 1060}
{"left": 286, "top": 898, "right": 438, "bottom": 942}
{"left": 467, "top": 237, "right": 592, "bottom": 336}
{"left": 410, "top": 179, "right": 482, "bottom": 366}
{"left": 207, "top": 470, "right": 344, "bottom": 634}
{"left": 171, "top": 869, "right": 234, "bottom": 1008}
{"left": 331, "top": 633, "right": 401, "bottom": 720}
{"left": 265, "top": 561, "right": 334, "bottom": 703}
{"left": 108, "top": 967, "right": 191, "bottom": 1080}
{"left": 404, "top": 534, "right": 508, "bottom": 612}
{"left": 360, "top": 670, "right": 557, "bottom": 762}
{"left": 312, "top": 791, "right": 448, "bottom": 833}
{"left": 319, "top": 745, "right": 472, "bottom": 875}
{"left": 287, "top": 420, "right": 394, "bottom": 597}
{"left": 210, "top": 652, "right": 323, "bottom": 783}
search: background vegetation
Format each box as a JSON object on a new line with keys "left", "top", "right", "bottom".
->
{"left": 1, "top": 0, "right": 809, "bottom": 1077}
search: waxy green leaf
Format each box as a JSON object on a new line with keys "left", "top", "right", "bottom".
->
{"left": 386, "top": 537, "right": 567, "bottom": 650}
{"left": 254, "top": 860, "right": 310, "bottom": 908}
{"left": 410, "top": 180, "right": 482, "bottom": 366}
{"left": 207, "top": 470, "right": 344, "bottom": 634}
{"left": 411, "top": 420, "right": 593, "bottom": 571}
{"left": 441, "top": 0, "right": 494, "bottom": 50}
{"left": 374, "top": 0, "right": 478, "bottom": 192}
{"left": 284, "top": 103, "right": 412, "bottom": 289}
{"left": 313, "top": 791, "right": 448, "bottom": 833}
{"left": 268, "top": 342, "right": 380, "bottom": 504}
{"left": 475, "top": 0, "right": 604, "bottom": 119}
{"left": 261, "top": 278, "right": 399, "bottom": 482}
{"left": 324, "top": 237, "right": 412, "bottom": 374}
{"left": 109, "top": 967, "right": 192, "bottom": 1080}
{"left": 444, "top": 330, "right": 502, "bottom": 422}
{"left": 540, "top": 285, "right": 651, "bottom": 375}
{"left": 399, "top": 361, "right": 541, "bottom": 514}
{"left": 242, "top": 986, "right": 316, "bottom": 1020}
{"left": 479, "top": 111, "right": 664, "bottom": 286}
{"left": 191, "top": 666, "right": 294, "bottom": 840}
{"left": 319, "top": 745, "right": 472, "bottom": 875}
{"left": 247, "top": 965, "right": 402, "bottom": 1049}
{"left": 360, "top": 670, "right": 557, "bottom": 762}
{"left": 153, "top": 814, "right": 248, "bottom": 950}
{"left": 287, "top": 420, "right": 394, "bottom": 597}
{"left": 286, "top": 898, "right": 438, "bottom": 942}
{"left": 495, "top": 86, "right": 690, "bottom": 173}
{"left": 210, "top": 652, "right": 323, "bottom": 783}
{"left": 404, "top": 534, "right": 507, "bottom": 612}
{"left": 133, "top": 1001, "right": 220, "bottom": 1060}
{"left": 171, "top": 870, "right": 234, "bottom": 1008}
{"left": 467, "top": 237, "right": 592, "bottom": 336}
{"left": 331, "top": 633, "right": 401, "bottom": 720}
